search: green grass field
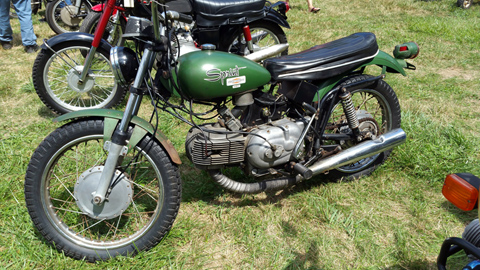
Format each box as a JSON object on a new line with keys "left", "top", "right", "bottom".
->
{"left": 2, "top": 0, "right": 480, "bottom": 268}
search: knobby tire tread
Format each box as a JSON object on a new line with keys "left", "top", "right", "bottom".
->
{"left": 24, "top": 119, "right": 181, "bottom": 262}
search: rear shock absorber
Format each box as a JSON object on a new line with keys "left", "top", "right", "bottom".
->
{"left": 243, "top": 25, "right": 254, "bottom": 54}
{"left": 339, "top": 87, "right": 361, "bottom": 140}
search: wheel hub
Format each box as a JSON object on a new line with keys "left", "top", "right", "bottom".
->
{"left": 74, "top": 166, "right": 133, "bottom": 220}
{"left": 60, "top": 5, "right": 81, "bottom": 27}
{"left": 67, "top": 66, "right": 95, "bottom": 93}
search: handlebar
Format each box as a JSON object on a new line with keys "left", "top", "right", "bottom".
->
{"left": 165, "top": 10, "right": 193, "bottom": 24}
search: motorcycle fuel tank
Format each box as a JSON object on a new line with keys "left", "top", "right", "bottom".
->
{"left": 177, "top": 49, "right": 271, "bottom": 100}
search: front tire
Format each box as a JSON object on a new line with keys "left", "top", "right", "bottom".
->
{"left": 32, "top": 40, "right": 125, "bottom": 114}
{"left": 24, "top": 119, "right": 182, "bottom": 262}
{"left": 323, "top": 74, "right": 401, "bottom": 180}
{"left": 225, "top": 20, "right": 288, "bottom": 57}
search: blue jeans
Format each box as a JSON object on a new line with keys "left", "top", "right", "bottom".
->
{"left": 0, "top": 0, "right": 37, "bottom": 46}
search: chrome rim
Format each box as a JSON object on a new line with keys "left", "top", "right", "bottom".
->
{"left": 327, "top": 89, "right": 392, "bottom": 173}
{"left": 40, "top": 134, "right": 165, "bottom": 249}
{"left": 44, "top": 46, "right": 117, "bottom": 111}
{"left": 229, "top": 27, "right": 282, "bottom": 56}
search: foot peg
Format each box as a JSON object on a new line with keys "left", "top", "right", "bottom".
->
{"left": 293, "top": 163, "right": 313, "bottom": 179}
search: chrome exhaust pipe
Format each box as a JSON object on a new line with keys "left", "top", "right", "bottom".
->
{"left": 244, "top": 43, "right": 289, "bottom": 62}
{"left": 308, "top": 128, "right": 406, "bottom": 176}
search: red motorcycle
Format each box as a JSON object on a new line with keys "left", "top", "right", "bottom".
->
{"left": 33, "top": 0, "right": 290, "bottom": 114}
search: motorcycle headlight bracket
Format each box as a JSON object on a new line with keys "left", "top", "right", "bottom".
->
{"left": 110, "top": 46, "right": 139, "bottom": 88}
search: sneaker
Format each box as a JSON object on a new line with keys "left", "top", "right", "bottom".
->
{"left": 24, "top": 44, "right": 39, "bottom": 53}
{"left": 1, "top": 41, "right": 12, "bottom": 50}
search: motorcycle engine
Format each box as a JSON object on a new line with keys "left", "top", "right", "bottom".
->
{"left": 185, "top": 118, "right": 306, "bottom": 173}
{"left": 245, "top": 118, "right": 306, "bottom": 172}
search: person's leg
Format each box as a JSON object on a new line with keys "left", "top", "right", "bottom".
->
{"left": 307, "top": 0, "right": 320, "bottom": 12}
{"left": 0, "top": 0, "right": 13, "bottom": 44}
{"left": 11, "top": 0, "right": 37, "bottom": 46}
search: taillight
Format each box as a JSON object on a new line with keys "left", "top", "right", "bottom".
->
{"left": 442, "top": 173, "right": 480, "bottom": 211}
{"left": 393, "top": 41, "right": 419, "bottom": 59}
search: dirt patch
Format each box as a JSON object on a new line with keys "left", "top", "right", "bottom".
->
{"left": 438, "top": 68, "right": 477, "bottom": 80}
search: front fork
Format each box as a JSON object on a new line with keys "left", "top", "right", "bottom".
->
{"left": 92, "top": 48, "right": 157, "bottom": 205}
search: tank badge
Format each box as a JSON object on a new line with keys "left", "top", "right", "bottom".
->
{"left": 205, "top": 65, "right": 247, "bottom": 87}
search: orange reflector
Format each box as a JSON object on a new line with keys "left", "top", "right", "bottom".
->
{"left": 442, "top": 174, "right": 479, "bottom": 211}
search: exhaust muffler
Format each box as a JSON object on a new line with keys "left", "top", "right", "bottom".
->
{"left": 308, "top": 128, "right": 406, "bottom": 176}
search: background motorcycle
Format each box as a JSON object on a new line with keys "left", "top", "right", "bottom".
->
{"left": 45, "top": 0, "right": 100, "bottom": 34}
{"left": 438, "top": 173, "right": 480, "bottom": 269}
{"left": 32, "top": 0, "right": 289, "bottom": 115}
{"left": 24, "top": 0, "right": 418, "bottom": 261}
{"left": 79, "top": 0, "right": 290, "bottom": 54}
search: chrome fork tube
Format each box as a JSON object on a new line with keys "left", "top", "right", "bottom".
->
{"left": 93, "top": 48, "right": 157, "bottom": 205}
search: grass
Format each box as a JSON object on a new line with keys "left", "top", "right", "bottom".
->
{"left": 1, "top": 0, "right": 480, "bottom": 268}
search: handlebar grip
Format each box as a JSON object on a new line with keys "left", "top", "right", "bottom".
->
{"left": 177, "top": 13, "right": 193, "bottom": 24}
{"left": 165, "top": 11, "right": 193, "bottom": 24}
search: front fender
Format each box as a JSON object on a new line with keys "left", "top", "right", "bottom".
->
{"left": 41, "top": 32, "right": 112, "bottom": 53}
{"left": 54, "top": 109, "right": 182, "bottom": 164}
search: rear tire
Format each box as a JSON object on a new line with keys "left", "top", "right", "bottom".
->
{"left": 32, "top": 40, "right": 126, "bottom": 114}
{"left": 79, "top": 11, "right": 126, "bottom": 46}
{"left": 225, "top": 20, "right": 288, "bottom": 57}
{"left": 24, "top": 119, "right": 182, "bottom": 262}
{"left": 323, "top": 74, "right": 401, "bottom": 181}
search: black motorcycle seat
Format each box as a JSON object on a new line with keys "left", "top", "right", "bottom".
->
{"left": 192, "top": 0, "right": 266, "bottom": 27}
{"left": 263, "top": 32, "right": 379, "bottom": 81}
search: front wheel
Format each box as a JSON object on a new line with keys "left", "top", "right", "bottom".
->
{"left": 45, "top": 0, "right": 91, "bottom": 34}
{"left": 323, "top": 74, "right": 401, "bottom": 180}
{"left": 24, "top": 119, "right": 182, "bottom": 262}
{"left": 79, "top": 11, "right": 126, "bottom": 46}
{"left": 225, "top": 20, "right": 288, "bottom": 57}
{"left": 32, "top": 40, "right": 126, "bottom": 114}
{"left": 457, "top": 0, "right": 473, "bottom": 8}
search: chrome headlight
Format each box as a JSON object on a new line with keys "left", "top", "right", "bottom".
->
{"left": 110, "top": 46, "right": 139, "bottom": 88}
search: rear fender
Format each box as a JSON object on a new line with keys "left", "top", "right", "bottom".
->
{"left": 40, "top": 32, "right": 112, "bottom": 53}
{"left": 359, "top": 50, "right": 407, "bottom": 76}
{"left": 54, "top": 109, "right": 182, "bottom": 164}
{"left": 264, "top": 7, "right": 290, "bottom": 28}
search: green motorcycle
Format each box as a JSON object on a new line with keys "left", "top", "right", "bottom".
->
{"left": 24, "top": 0, "right": 419, "bottom": 262}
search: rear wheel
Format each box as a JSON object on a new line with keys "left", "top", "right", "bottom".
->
{"left": 323, "top": 75, "right": 401, "bottom": 180}
{"left": 24, "top": 119, "right": 182, "bottom": 262}
{"left": 225, "top": 20, "right": 288, "bottom": 57}
{"left": 45, "top": 0, "right": 91, "bottom": 34}
{"left": 32, "top": 40, "right": 125, "bottom": 114}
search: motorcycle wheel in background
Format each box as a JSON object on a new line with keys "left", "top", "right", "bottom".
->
{"left": 227, "top": 20, "right": 288, "bottom": 56}
{"left": 32, "top": 40, "right": 125, "bottom": 114}
{"left": 457, "top": 0, "right": 473, "bottom": 8}
{"left": 322, "top": 75, "right": 401, "bottom": 181}
{"left": 79, "top": 11, "right": 126, "bottom": 46}
{"left": 45, "top": 0, "right": 93, "bottom": 34}
{"left": 24, "top": 119, "right": 181, "bottom": 262}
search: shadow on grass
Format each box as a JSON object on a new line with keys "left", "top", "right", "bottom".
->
{"left": 440, "top": 201, "right": 477, "bottom": 223}
{"left": 385, "top": 260, "right": 438, "bottom": 270}
{"left": 179, "top": 157, "right": 337, "bottom": 207}
{"left": 37, "top": 105, "right": 58, "bottom": 119}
